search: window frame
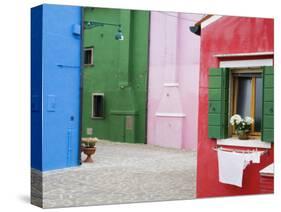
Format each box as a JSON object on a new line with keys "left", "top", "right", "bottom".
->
{"left": 84, "top": 46, "right": 94, "bottom": 67}
{"left": 229, "top": 68, "right": 262, "bottom": 139}
{"left": 91, "top": 93, "right": 105, "bottom": 119}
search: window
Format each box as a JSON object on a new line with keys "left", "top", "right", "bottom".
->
{"left": 91, "top": 93, "right": 104, "bottom": 118}
{"left": 84, "top": 47, "right": 94, "bottom": 66}
{"left": 208, "top": 66, "right": 274, "bottom": 142}
{"left": 231, "top": 71, "right": 262, "bottom": 137}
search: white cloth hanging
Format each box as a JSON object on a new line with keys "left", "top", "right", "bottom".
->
{"left": 217, "top": 149, "right": 262, "bottom": 187}
{"left": 251, "top": 151, "right": 262, "bottom": 163}
{"left": 243, "top": 151, "right": 262, "bottom": 166}
{"left": 218, "top": 149, "right": 245, "bottom": 187}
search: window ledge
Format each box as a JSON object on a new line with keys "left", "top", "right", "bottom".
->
{"left": 163, "top": 83, "right": 179, "bottom": 87}
{"left": 217, "top": 137, "right": 271, "bottom": 149}
{"left": 155, "top": 112, "right": 186, "bottom": 118}
{"left": 259, "top": 163, "right": 274, "bottom": 177}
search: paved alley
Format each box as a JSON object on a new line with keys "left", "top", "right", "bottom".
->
{"left": 38, "top": 140, "right": 197, "bottom": 208}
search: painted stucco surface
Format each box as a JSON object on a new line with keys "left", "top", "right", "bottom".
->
{"left": 31, "top": 4, "right": 81, "bottom": 171}
{"left": 82, "top": 8, "right": 149, "bottom": 143}
{"left": 197, "top": 16, "right": 274, "bottom": 197}
{"left": 147, "top": 12, "right": 202, "bottom": 150}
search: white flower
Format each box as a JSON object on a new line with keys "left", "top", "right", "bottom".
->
{"left": 245, "top": 116, "right": 254, "bottom": 125}
{"left": 230, "top": 114, "right": 242, "bottom": 125}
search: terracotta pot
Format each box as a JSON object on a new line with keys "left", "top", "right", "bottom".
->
{"left": 83, "top": 147, "right": 96, "bottom": 163}
{"left": 237, "top": 131, "right": 249, "bottom": 140}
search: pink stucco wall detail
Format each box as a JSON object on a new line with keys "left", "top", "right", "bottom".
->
{"left": 147, "top": 12, "right": 202, "bottom": 150}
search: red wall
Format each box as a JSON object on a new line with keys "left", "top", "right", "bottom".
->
{"left": 197, "top": 16, "right": 274, "bottom": 198}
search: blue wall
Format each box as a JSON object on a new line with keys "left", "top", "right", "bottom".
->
{"left": 31, "top": 4, "right": 82, "bottom": 171}
{"left": 31, "top": 5, "right": 43, "bottom": 171}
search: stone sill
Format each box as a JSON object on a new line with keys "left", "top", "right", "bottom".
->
{"left": 260, "top": 163, "right": 274, "bottom": 177}
{"left": 163, "top": 83, "right": 179, "bottom": 87}
{"left": 155, "top": 113, "right": 186, "bottom": 118}
{"left": 217, "top": 137, "right": 271, "bottom": 149}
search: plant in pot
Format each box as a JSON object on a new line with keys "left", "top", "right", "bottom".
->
{"left": 230, "top": 114, "right": 254, "bottom": 140}
{"left": 81, "top": 137, "right": 98, "bottom": 163}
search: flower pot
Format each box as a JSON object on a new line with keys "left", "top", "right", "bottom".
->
{"left": 237, "top": 131, "right": 249, "bottom": 140}
{"left": 83, "top": 147, "right": 96, "bottom": 163}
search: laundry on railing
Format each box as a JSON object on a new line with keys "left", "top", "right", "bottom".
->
{"left": 214, "top": 147, "right": 266, "bottom": 187}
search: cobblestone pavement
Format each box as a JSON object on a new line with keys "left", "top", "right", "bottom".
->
{"left": 41, "top": 140, "right": 197, "bottom": 208}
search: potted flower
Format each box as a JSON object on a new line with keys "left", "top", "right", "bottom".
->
{"left": 230, "top": 114, "right": 254, "bottom": 140}
{"left": 81, "top": 137, "right": 98, "bottom": 163}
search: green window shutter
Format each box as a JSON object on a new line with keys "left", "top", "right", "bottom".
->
{"left": 262, "top": 66, "right": 274, "bottom": 142}
{"left": 208, "top": 68, "right": 229, "bottom": 139}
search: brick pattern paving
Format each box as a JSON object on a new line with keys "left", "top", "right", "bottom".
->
{"left": 32, "top": 140, "right": 197, "bottom": 208}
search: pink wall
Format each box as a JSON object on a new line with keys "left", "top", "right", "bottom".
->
{"left": 147, "top": 12, "right": 203, "bottom": 150}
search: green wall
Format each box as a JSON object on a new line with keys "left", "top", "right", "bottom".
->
{"left": 82, "top": 7, "right": 150, "bottom": 143}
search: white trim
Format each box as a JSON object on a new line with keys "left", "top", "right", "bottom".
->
{"left": 163, "top": 83, "right": 179, "bottom": 87}
{"left": 201, "top": 15, "right": 222, "bottom": 29}
{"left": 92, "top": 92, "right": 104, "bottom": 96}
{"left": 259, "top": 163, "right": 274, "bottom": 175}
{"left": 214, "top": 52, "right": 274, "bottom": 58}
{"left": 155, "top": 112, "right": 186, "bottom": 118}
{"left": 217, "top": 138, "right": 271, "bottom": 149}
{"left": 220, "top": 59, "right": 273, "bottom": 68}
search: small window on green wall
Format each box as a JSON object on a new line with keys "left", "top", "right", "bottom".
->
{"left": 84, "top": 47, "right": 94, "bottom": 66}
{"left": 208, "top": 66, "right": 274, "bottom": 142}
{"left": 91, "top": 93, "right": 104, "bottom": 119}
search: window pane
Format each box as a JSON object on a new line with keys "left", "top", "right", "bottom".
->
{"left": 84, "top": 49, "right": 93, "bottom": 65}
{"left": 92, "top": 94, "right": 104, "bottom": 118}
{"left": 255, "top": 78, "right": 262, "bottom": 132}
{"left": 237, "top": 77, "right": 251, "bottom": 118}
